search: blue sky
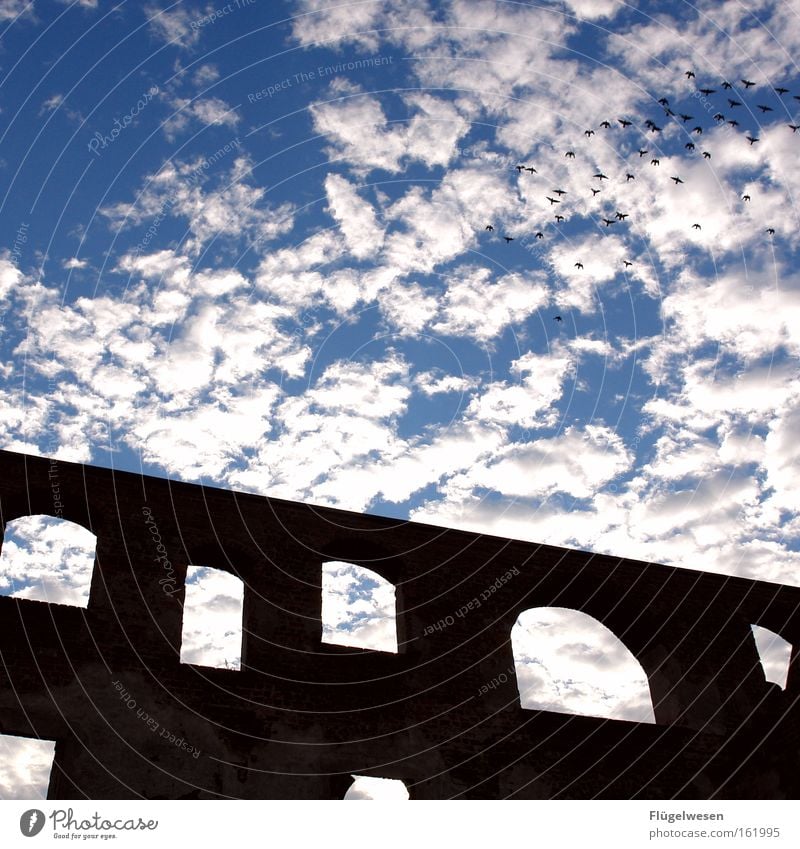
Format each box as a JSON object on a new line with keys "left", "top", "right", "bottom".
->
{"left": 1, "top": 0, "right": 799, "bottom": 798}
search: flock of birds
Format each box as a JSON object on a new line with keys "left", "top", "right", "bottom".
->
{"left": 482, "top": 72, "right": 796, "bottom": 310}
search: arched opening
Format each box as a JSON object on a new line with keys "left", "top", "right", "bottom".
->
{"left": 0, "top": 515, "right": 97, "bottom": 608}
{"left": 750, "top": 624, "right": 792, "bottom": 690}
{"left": 344, "top": 776, "right": 409, "bottom": 799}
{"left": 180, "top": 565, "right": 244, "bottom": 670}
{"left": 511, "top": 607, "right": 656, "bottom": 723}
{"left": 321, "top": 561, "right": 397, "bottom": 653}
{"left": 0, "top": 733, "right": 56, "bottom": 800}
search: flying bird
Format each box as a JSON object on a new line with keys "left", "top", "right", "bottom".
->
{"left": 693, "top": 126, "right": 703, "bottom": 134}
{"left": 623, "top": 260, "right": 633, "bottom": 268}
{"left": 575, "top": 262, "right": 584, "bottom": 269}
{"left": 650, "top": 123, "right": 663, "bottom": 133}
{"left": 742, "top": 194, "right": 751, "bottom": 201}
{"left": 651, "top": 158, "right": 660, "bottom": 165}
{"left": 679, "top": 113, "right": 693, "bottom": 122}
{"left": 535, "top": 231, "right": 544, "bottom": 239}
{"left": 601, "top": 218, "right": 615, "bottom": 227}
{"left": 555, "top": 214, "right": 565, "bottom": 222}
{"left": 616, "top": 211, "right": 629, "bottom": 220}
{"left": 713, "top": 113, "right": 725, "bottom": 122}
{"left": 685, "top": 142, "right": 695, "bottom": 150}
{"left": 525, "top": 166, "right": 537, "bottom": 173}
{"left": 692, "top": 223, "right": 702, "bottom": 229}
{"left": 757, "top": 104, "right": 773, "bottom": 113}
{"left": 766, "top": 227, "right": 775, "bottom": 235}
{"left": 671, "top": 176, "right": 684, "bottom": 184}
{"left": 638, "top": 149, "right": 648, "bottom": 157}
{"left": 727, "top": 119, "right": 740, "bottom": 128}
{"left": 746, "top": 135, "right": 759, "bottom": 145}
{"left": 515, "top": 165, "right": 525, "bottom": 172}
{"left": 503, "top": 236, "right": 514, "bottom": 243}
{"left": 789, "top": 124, "right": 800, "bottom": 132}
{"left": 485, "top": 225, "right": 494, "bottom": 231}
{"left": 728, "top": 99, "right": 742, "bottom": 107}
{"left": 626, "top": 173, "right": 635, "bottom": 181}
{"left": 685, "top": 70, "right": 695, "bottom": 79}
{"left": 600, "top": 120, "right": 611, "bottom": 128}
{"left": 585, "top": 129, "right": 595, "bottom": 137}
{"left": 565, "top": 150, "right": 575, "bottom": 158}
{"left": 553, "top": 188, "right": 567, "bottom": 196}
{"left": 658, "top": 97, "right": 669, "bottom": 106}
{"left": 776, "top": 87, "right": 789, "bottom": 95}
{"left": 594, "top": 172, "right": 609, "bottom": 180}
{"left": 741, "top": 79, "right": 755, "bottom": 88}
{"left": 722, "top": 81, "right": 733, "bottom": 89}
{"left": 702, "top": 151, "right": 712, "bottom": 159}
{"left": 590, "top": 188, "right": 601, "bottom": 196}
{"left": 618, "top": 118, "right": 632, "bottom": 127}
{"left": 699, "top": 88, "right": 716, "bottom": 95}
{"left": 554, "top": 315, "right": 563, "bottom": 322}
{"left": 546, "top": 196, "right": 561, "bottom": 205}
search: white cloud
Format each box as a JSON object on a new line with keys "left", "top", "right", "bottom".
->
{"left": 145, "top": 4, "right": 201, "bottom": 50}
{"left": 0, "top": 735, "right": 55, "bottom": 800}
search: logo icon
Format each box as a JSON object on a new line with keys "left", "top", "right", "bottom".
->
{"left": 20, "top": 810, "right": 45, "bottom": 837}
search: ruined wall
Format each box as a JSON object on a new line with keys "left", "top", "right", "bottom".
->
{"left": 0, "top": 448, "right": 798, "bottom": 799}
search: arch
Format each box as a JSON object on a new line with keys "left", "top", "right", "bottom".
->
{"left": 343, "top": 775, "right": 409, "bottom": 800}
{"left": 0, "top": 733, "right": 56, "bottom": 800}
{"left": 0, "top": 515, "right": 97, "bottom": 608}
{"left": 321, "top": 561, "right": 398, "bottom": 653}
{"left": 180, "top": 565, "right": 244, "bottom": 670}
{"left": 511, "top": 607, "right": 656, "bottom": 723}
{"left": 750, "top": 624, "right": 792, "bottom": 690}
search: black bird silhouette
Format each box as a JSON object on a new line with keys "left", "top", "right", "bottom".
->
{"left": 600, "top": 120, "right": 611, "bottom": 128}
{"left": 757, "top": 104, "right": 773, "bottom": 113}
{"left": 713, "top": 112, "right": 725, "bottom": 121}
{"left": 650, "top": 124, "right": 663, "bottom": 133}
{"left": 575, "top": 262, "right": 584, "bottom": 269}
{"left": 626, "top": 173, "right": 635, "bottom": 181}
{"left": 699, "top": 88, "right": 716, "bottom": 95}
{"left": 525, "top": 166, "right": 537, "bottom": 173}
{"left": 618, "top": 118, "right": 632, "bottom": 127}
{"left": 565, "top": 150, "right": 575, "bottom": 158}
{"left": 623, "top": 260, "right": 633, "bottom": 268}
{"left": 693, "top": 126, "right": 703, "bottom": 134}
{"left": 535, "top": 232, "right": 544, "bottom": 239}
{"left": 546, "top": 196, "right": 561, "bottom": 205}
{"left": 616, "top": 211, "right": 629, "bottom": 220}
{"left": 590, "top": 188, "right": 601, "bottom": 196}
{"left": 644, "top": 119, "right": 657, "bottom": 129}
{"left": 485, "top": 225, "right": 494, "bottom": 231}
{"left": 680, "top": 113, "right": 693, "bottom": 122}
{"left": 651, "top": 158, "right": 660, "bottom": 165}
{"left": 776, "top": 87, "right": 789, "bottom": 95}
{"left": 685, "top": 142, "right": 695, "bottom": 150}
{"left": 503, "top": 236, "right": 514, "bottom": 243}
{"left": 746, "top": 135, "right": 759, "bottom": 145}
{"left": 722, "top": 81, "right": 733, "bottom": 89}
{"left": 553, "top": 189, "right": 567, "bottom": 196}
{"left": 766, "top": 227, "right": 775, "bottom": 235}
{"left": 601, "top": 218, "right": 615, "bottom": 227}
{"left": 671, "top": 176, "right": 684, "bottom": 184}
{"left": 789, "top": 124, "right": 800, "bottom": 132}
{"left": 794, "top": 95, "right": 800, "bottom": 102}
{"left": 585, "top": 129, "right": 595, "bottom": 137}
{"left": 554, "top": 315, "right": 563, "bottom": 322}
{"left": 686, "top": 70, "right": 695, "bottom": 79}
{"left": 658, "top": 97, "right": 670, "bottom": 106}
{"left": 727, "top": 119, "right": 740, "bottom": 128}
{"left": 664, "top": 107, "right": 675, "bottom": 117}
{"left": 555, "top": 214, "right": 565, "bottom": 222}
{"left": 692, "top": 223, "right": 702, "bottom": 229}
{"left": 741, "top": 79, "right": 755, "bottom": 88}
{"left": 515, "top": 165, "right": 525, "bottom": 172}
{"left": 594, "top": 172, "right": 609, "bottom": 180}
{"left": 638, "top": 148, "right": 648, "bottom": 157}
{"left": 742, "top": 194, "right": 751, "bottom": 201}
{"left": 702, "top": 151, "right": 712, "bottom": 159}
{"left": 728, "top": 99, "right": 742, "bottom": 107}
